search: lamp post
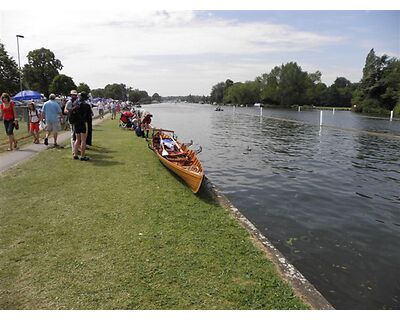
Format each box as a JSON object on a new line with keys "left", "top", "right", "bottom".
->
{"left": 16, "top": 34, "right": 24, "bottom": 92}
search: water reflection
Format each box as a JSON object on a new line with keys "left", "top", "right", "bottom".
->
{"left": 145, "top": 103, "right": 400, "bottom": 309}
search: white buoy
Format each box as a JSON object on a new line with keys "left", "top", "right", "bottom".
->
{"left": 333, "top": 108, "right": 335, "bottom": 115}
{"left": 320, "top": 110, "right": 323, "bottom": 126}
{"left": 298, "top": 106, "right": 301, "bottom": 112}
{"left": 260, "top": 106, "right": 263, "bottom": 117}
{"left": 390, "top": 110, "right": 393, "bottom": 121}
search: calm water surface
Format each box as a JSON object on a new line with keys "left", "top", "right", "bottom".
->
{"left": 144, "top": 103, "right": 400, "bottom": 309}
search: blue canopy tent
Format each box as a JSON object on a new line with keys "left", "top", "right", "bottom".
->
{"left": 13, "top": 90, "right": 43, "bottom": 101}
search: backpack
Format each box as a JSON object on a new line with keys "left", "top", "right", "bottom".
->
{"left": 68, "top": 104, "right": 80, "bottom": 124}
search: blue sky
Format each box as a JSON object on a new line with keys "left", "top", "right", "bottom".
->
{"left": 0, "top": 9, "right": 399, "bottom": 96}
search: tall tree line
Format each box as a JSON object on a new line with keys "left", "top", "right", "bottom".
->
{"left": 210, "top": 50, "right": 399, "bottom": 115}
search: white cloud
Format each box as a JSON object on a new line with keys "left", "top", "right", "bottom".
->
{"left": 0, "top": 10, "right": 345, "bottom": 95}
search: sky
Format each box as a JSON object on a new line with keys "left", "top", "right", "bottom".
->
{"left": 0, "top": 2, "right": 399, "bottom": 97}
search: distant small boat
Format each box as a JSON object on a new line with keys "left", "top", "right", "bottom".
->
{"left": 150, "top": 129, "right": 204, "bottom": 193}
{"left": 215, "top": 106, "right": 224, "bottom": 111}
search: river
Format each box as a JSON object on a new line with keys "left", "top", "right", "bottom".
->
{"left": 143, "top": 103, "right": 400, "bottom": 309}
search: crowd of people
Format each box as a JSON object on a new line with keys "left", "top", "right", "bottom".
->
{"left": 1, "top": 90, "right": 154, "bottom": 161}
{"left": 118, "top": 106, "right": 153, "bottom": 139}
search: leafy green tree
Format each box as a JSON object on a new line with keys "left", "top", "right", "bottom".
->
{"left": 104, "top": 83, "right": 127, "bottom": 100}
{"left": 260, "top": 66, "right": 281, "bottom": 105}
{"left": 224, "top": 81, "right": 261, "bottom": 105}
{"left": 279, "top": 62, "right": 309, "bottom": 107}
{"left": 137, "top": 90, "right": 151, "bottom": 104}
{"left": 353, "top": 49, "right": 399, "bottom": 113}
{"left": 48, "top": 74, "right": 76, "bottom": 96}
{"left": 23, "top": 47, "right": 63, "bottom": 96}
{"left": 91, "top": 88, "right": 105, "bottom": 98}
{"left": 127, "top": 88, "right": 150, "bottom": 103}
{"left": 210, "top": 82, "right": 225, "bottom": 103}
{"left": 76, "top": 82, "right": 91, "bottom": 93}
{"left": 380, "top": 59, "right": 400, "bottom": 110}
{"left": 323, "top": 77, "right": 353, "bottom": 107}
{"left": 152, "top": 93, "right": 161, "bottom": 102}
{"left": 0, "top": 42, "right": 20, "bottom": 95}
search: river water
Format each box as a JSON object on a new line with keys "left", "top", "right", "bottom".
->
{"left": 143, "top": 103, "right": 400, "bottom": 309}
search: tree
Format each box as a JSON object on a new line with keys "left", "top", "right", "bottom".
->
{"left": 23, "top": 47, "right": 63, "bottom": 96}
{"left": 48, "top": 74, "right": 76, "bottom": 96}
{"left": 127, "top": 88, "right": 151, "bottom": 103}
{"left": 260, "top": 66, "right": 281, "bottom": 105}
{"left": 152, "top": 93, "right": 161, "bottom": 102}
{"left": 279, "top": 62, "right": 309, "bottom": 107}
{"left": 76, "top": 82, "right": 91, "bottom": 93}
{"left": 104, "top": 83, "right": 127, "bottom": 100}
{"left": 322, "top": 77, "right": 353, "bottom": 107}
{"left": 0, "top": 42, "right": 20, "bottom": 95}
{"left": 210, "top": 82, "right": 225, "bottom": 103}
{"left": 353, "top": 49, "right": 399, "bottom": 113}
{"left": 224, "top": 81, "right": 261, "bottom": 105}
{"left": 380, "top": 59, "right": 400, "bottom": 110}
{"left": 91, "top": 88, "right": 105, "bottom": 98}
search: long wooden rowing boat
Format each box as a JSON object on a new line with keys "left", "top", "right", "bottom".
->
{"left": 151, "top": 129, "right": 204, "bottom": 193}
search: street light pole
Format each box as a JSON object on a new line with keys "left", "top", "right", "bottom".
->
{"left": 16, "top": 34, "right": 24, "bottom": 92}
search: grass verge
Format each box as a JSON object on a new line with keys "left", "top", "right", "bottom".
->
{"left": 0, "top": 119, "right": 308, "bottom": 309}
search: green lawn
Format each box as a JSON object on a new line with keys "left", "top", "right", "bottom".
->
{"left": 0, "top": 119, "right": 308, "bottom": 310}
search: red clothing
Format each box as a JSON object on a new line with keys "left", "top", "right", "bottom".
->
{"left": 30, "top": 122, "right": 40, "bottom": 132}
{"left": 142, "top": 115, "right": 152, "bottom": 124}
{"left": 0, "top": 102, "right": 15, "bottom": 120}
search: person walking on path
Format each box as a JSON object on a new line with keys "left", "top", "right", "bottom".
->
{"left": 64, "top": 90, "right": 79, "bottom": 154}
{"left": 97, "top": 101, "right": 105, "bottom": 119}
{"left": 71, "top": 91, "right": 92, "bottom": 161}
{"left": 0, "top": 93, "right": 19, "bottom": 151}
{"left": 28, "top": 101, "right": 41, "bottom": 144}
{"left": 42, "top": 93, "right": 62, "bottom": 147}
{"left": 111, "top": 102, "right": 116, "bottom": 120}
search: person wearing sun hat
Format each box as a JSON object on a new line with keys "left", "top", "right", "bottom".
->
{"left": 64, "top": 89, "right": 79, "bottom": 153}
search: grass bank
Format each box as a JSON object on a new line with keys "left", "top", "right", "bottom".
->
{"left": 0, "top": 119, "right": 308, "bottom": 309}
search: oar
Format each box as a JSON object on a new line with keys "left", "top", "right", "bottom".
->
{"left": 160, "top": 136, "right": 168, "bottom": 156}
{"left": 169, "top": 135, "right": 183, "bottom": 153}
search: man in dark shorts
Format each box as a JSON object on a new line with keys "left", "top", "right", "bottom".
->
{"left": 71, "top": 92, "right": 92, "bottom": 161}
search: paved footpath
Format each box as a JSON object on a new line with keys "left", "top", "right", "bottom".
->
{"left": 0, "top": 114, "right": 110, "bottom": 174}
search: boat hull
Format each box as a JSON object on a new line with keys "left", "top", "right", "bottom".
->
{"left": 152, "top": 130, "right": 204, "bottom": 193}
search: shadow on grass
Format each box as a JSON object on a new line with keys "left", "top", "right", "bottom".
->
{"left": 87, "top": 149, "right": 124, "bottom": 167}
{"left": 162, "top": 169, "right": 219, "bottom": 206}
{"left": 86, "top": 146, "right": 116, "bottom": 153}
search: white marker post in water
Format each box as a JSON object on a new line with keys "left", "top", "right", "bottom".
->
{"left": 260, "top": 106, "right": 263, "bottom": 117}
{"left": 298, "top": 106, "right": 301, "bottom": 112}
{"left": 390, "top": 110, "right": 393, "bottom": 121}
{"left": 320, "top": 110, "right": 323, "bottom": 126}
{"left": 333, "top": 108, "right": 335, "bottom": 115}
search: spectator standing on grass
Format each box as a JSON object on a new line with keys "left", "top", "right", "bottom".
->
{"left": 85, "top": 97, "right": 94, "bottom": 147}
{"left": 71, "top": 91, "right": 92, "bottom": 161}
{"left": 141, "top": 113, "right": 152, "bottom": 138}
{"left": 41, "top": 93, "right": 62, "bottom": 147}
{"left": 28, "top": 101, "right": 40, "bottom": 144}
{"left": 64, "top": 90, "right": 79, "bottom": 154}
{"left": 0, "top": 92, "right": 18, "bottom": 151}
